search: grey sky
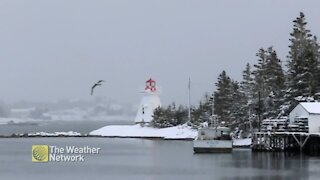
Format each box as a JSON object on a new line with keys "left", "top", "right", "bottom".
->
{"left": 0, "top": 0, "right": 319, "bottom": 106}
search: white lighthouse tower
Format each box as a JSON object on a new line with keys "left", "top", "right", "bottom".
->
{"left": 134, "top": 78, "right": 161, "bottom": 124}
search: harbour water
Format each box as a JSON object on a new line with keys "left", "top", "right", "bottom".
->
{"left": 0, "top": 137, "right": 319, "bottom": 180}
{"left": 0, "top": 120, "right": 133, "bottom": 135}
{"left": 0, "top": 120, "right": 319, "bottom": 180}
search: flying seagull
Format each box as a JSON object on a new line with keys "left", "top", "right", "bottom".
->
{"left": 91, "top": 80, "right": 105, "bottom": 95}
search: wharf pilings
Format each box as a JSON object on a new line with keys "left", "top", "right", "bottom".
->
{"left": 252, "top": 132, "right": 320, "bottom": 155}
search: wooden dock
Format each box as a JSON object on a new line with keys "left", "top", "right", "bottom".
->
{"left": 252, "top": 132, "right": 320, "bottom": 155}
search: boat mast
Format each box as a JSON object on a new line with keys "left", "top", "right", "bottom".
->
{"left": 188, "top": 77, "right": 191, "bottom": 122}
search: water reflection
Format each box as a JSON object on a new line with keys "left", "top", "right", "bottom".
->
{"left": 0, "top": 138, "right": 318, "bottom": 180}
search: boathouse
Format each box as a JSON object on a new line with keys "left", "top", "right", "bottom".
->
{"left": 289, "top": 102, "right": 320, "bottom": 133}
{"left": 252, "top": 102, "right": 320, "bottom": 154}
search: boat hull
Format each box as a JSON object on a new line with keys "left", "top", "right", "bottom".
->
{"left": 193, "top": 140, "right": 233, "bottom": 153}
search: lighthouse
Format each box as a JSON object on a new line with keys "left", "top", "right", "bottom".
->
{"left": 134, "top": 78, "right": 161, "bottom": 124}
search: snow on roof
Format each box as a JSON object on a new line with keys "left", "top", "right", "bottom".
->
{"left": 295, "top": 116, "right": 308, "bottom": 119}
{"left": 300, "top": 102, "right": 320, "bottom": 114}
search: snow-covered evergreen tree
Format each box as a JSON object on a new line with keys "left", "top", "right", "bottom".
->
{"left": 174, "top": 105, "right": 188, "bottom": 125}
{"left": 264, "top": 47, "right": 286, "bottom": 118}
{"left": 240, "top": 63, "right": 255, "bottom": 104}
{"left": 229, "top": 80, "right": 247, "bottom": 127}
{"left": 213, "top": 71, "right": 234, "bottom": 124}
{"left": 189, "top": 94, "right": 212, "bottom": 127}
{"left": 152, "top": 107, "right": 168, "bottom": 128}
{"left": 251, "top": 47, "right": 285, "bottom": 118}
{"left": 312, "top": 36, "right": 320, "bottom": 99}
{"left": 252, "top": 48, "right": 268, "bottom": 119}
{"left": 213, "top": 72, "right": 248, "bottom": 129}
{"left": 238, "top": 63, "right": 255, "bottom": 130}
{"left": 153, "top": 12, "right": 320, "bottom": 131}
{"left": 151, "top": 103, "right": 188, "bottom": 128}
{"left": 284, "top": 12, "right": 320, "bottom": 113}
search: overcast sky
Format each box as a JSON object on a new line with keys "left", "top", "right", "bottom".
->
{"left": 0, "top": 0, "right": 319, "bottom": 106}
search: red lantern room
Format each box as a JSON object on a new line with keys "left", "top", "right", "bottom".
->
{"left": 145, "top": 78, "right": 156, "bottom": 92}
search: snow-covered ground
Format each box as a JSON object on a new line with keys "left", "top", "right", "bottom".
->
{"left": 90, "top": 124, "right": 197, "bottom": 139}
{"left": 90, "top": 124, "right": 252, "bottom": 146}
{"left": 28, "top": 131, "right": 81, "bottom": 137}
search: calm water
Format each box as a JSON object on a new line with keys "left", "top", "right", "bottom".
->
{"left": 0, "top": 138, "right": 319, "bottom": 180}
{"left": 0, "top": 120, "right": 133, "bottom": 135}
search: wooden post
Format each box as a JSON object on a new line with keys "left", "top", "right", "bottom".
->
{"left": 258, "top": 91, "right": 261, "bottom": 132}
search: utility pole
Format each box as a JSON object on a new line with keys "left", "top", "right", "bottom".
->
{"left": 258, "top": 91, "right": 261, "bottom": 132}
{"left": 188, "top": 77, "right": 191, "bottom": 123}
{"left": 210, "top": 95, "right": 214, "bottom": 116}
{"left": 209, "top": 94, "right": 217, "bottom": 128}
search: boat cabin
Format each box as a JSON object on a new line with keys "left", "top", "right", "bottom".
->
{"left": 197, "top": 127, "right": 231, "bottom": 140}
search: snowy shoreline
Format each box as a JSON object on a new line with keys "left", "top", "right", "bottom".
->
{"left": 90, "top": 124, "right": 252, "bottom": 146}
{"left": 0, "top": 124, "right": 252, "bottom": 147}
{"left": 90, "top": 124, "right": 198, "bottom": 140}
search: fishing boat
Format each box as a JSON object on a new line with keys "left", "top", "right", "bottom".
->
{"left": 193, "top": 125, "right": 233, "bottom": 153}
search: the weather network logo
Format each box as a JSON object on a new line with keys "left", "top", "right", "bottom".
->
{"left": 32, "top": 145, "right": 49, "bottom": 162}
{"left": 32, "top": 144, "right": 101, "bottom": 162}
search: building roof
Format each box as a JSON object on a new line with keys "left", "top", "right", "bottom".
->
{"left": 146, "top": 78, "right": 155, "bottom": 83}
{"left": 300, "top": 102, "right": 320, "bottom": 114}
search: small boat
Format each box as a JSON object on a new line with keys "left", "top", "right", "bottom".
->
{"left": 193, "top": 126, "right": 233, "bottom": 153}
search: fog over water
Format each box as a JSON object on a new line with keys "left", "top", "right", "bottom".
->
{"left": 0, "top": 0, "right": 320, "bottom": 105}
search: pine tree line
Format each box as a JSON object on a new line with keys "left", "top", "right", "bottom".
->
{"left": 151, "top": 103, "right": 188, "bottom": 128}
{"left": 151, "top": 96, "right": 213, "bottom": 128}
{"left": 213, "top": 12, "right": 320, "bottom": 131}
{"left": 151, "top": 12, "right": 320, "bottom": 130}
{"left": 283, "top": 12, "right": 320, "bottom": 112}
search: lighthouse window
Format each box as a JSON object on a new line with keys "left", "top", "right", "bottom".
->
{"left": 142, "top": 107, "right": 145, "bottom": 114}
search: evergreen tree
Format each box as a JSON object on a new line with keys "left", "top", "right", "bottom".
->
{"left": 285, "top": 12, "right": 320, "bottom": 112}
{"left": 240, "top": 63, "right": 255, "bottom": 105}
{"left": 213, "top": 73, "right": 248, "bottom": 129}
{"left": 238, "top": 63, "right": 255, "bottom": 131}
{"left": 252, "top": 47, "right": 285, "bottom": 118}
{"left": 175, "top": 105, "right": 188, "bottom": 125}
{"left": 190, "top": 95, "right": 212, "bottom": 127}
{"left": 152, "top": 107, "right": 168, "bottom": 128}
{"left": 151, "top": 103, "right": 188, "bottom": 128}
{"left": 264, "top": 47, "right": 286, "bottom": 117}
{"left": 311, "top": 36, "right": 320, "bottom": 99}
{"left": 213, "top": 71, "right": 234, "bottom": 124}
{"left": 252, "top": 48, "right": 268, "bottom": 119}
{"left": 229, "top": 80, "right": 247, "bottom": 127}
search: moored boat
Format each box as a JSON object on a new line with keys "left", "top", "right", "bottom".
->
{"left": 193, "top": 126, "right": 233, "bottom": 153}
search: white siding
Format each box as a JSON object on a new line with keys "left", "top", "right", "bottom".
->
{"left": 289, "top": 103, "right": 320, "bottom": 133}
{"left": 309, "top": 115, "right": 320, "bottom": 133}
{"left": 289, "top": 104, "right": 309, "bottom": 124}
{"left": 134, "top": 92, "right": 161, "bottom": 123}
